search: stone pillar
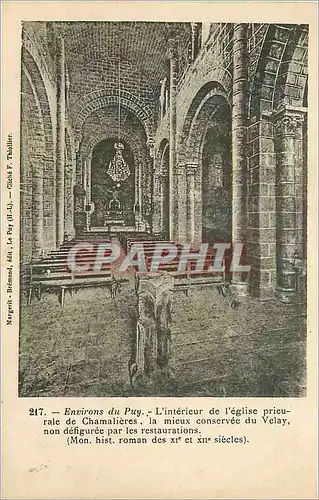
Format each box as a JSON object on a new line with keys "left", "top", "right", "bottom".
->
{"left": 138, "top": 160, "right": 143, "bottom": 229}
{"left": 152, "top": 171, "right": 162, "bottom": 235}
{"left": 146, "top": 140, "right": 155, "bottom": 231}
{"left": 247, "top": 112, "right": 276, "bottom": 298}
{"left": 129, "top": 272, "right": 174, "bottom": 387}
{"left": 168, "top": 38, "right": 178, "bottom": 241}
{"left": 75, "top": 150, "right": 82, "bottom": 186}
{"left": 160, "top": 171, "right": 169, "bottom": 237}
{"left": 71, "top": 150, "right": 77, "bottom": 235}
{"left": 31, "top": 154, "right": 44, "bottom": 259}
{"left": 82, "top": 159, "right": 88, "bottom": 194}
{"left": 43, "top": 155, "right": 56, "bottom": 252}
{"left": 56, "top": 36, "right": 66, "bottom": 247}
{"left": 191, "top": 22, "right": 200, "bottom": 61}
{"left": 64, "top": 157, "right": 74, "bottom": 241}
{"left": 175, "top": 164, "right": 187, "bottom": 243}
{"left": 186, "top": 163, "right": 198, "bottom": 246}
{"left": 159, "top": 77, "right": 167, "bottom": 119}
{"left": 274, "top": 106, "right": 306, "bottom": 302}
{"left": 231, "top": 23, "right": 248, "bottom": 295}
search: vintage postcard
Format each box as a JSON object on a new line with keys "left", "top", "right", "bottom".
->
{"left": 1, "top": 1, "right": 318, "bottom": 499}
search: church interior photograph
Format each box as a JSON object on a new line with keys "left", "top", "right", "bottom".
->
{"left": 19, "top": 21, "right": 308, "bottom": 397}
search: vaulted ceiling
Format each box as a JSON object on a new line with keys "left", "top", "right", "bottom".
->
{"left": 52, "top": 21, "right": 191, "bottom": 88}
{"left": 48, "top": 21, "right": 192, "bottom": 136}
{"left": 23, "top": 21, "right": 192, "bottom": 150}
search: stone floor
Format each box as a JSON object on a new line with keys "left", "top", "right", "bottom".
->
{"left": 19, "top": 282, "right": 306, "bottom": 397}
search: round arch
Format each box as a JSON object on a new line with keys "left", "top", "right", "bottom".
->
{"left": 155, "top": 138, "right": 169, "bottom": 174}
{"left": 81, "top": 131, "right": 143, "bottom": 166}
{"left": 21, "top": 66, "right": 46, "bottom": 261}
{"left": 90, "top": 137, "right": 138, "bottom": 227}
{"left": 177, "top": 82, "right": 229, "bottom": 164}
{"left": 82, "top": 131, "right": 144, "bottom": 211}
{"left": 176, "top": 82, "right": 231, "bottom": 246}
{"left": 21, "top": 46, "right": 54, "bottom": 155}
{"left": 186, "top": 92, "right": 230, "bottom": 165}
{"left": 153, "top": 138, "right": 170, "bottom": 237}
{"left": 72, "top": 90, "right": 154, "bottom": 145}
{"left": 21, "top": 46, "right": 56, "bottom": 254}
{"left": 249, "top": 24, "right": 308, "bottom": 118}
{"left": 273, "top": 25, "right": 308, "bottom": 109}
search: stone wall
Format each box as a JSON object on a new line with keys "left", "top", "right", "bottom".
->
{"left": 153, "top": 23, "right": 308, "bottom": 299}
{"left": 21, "top": 23, "right": 76, "bottom": 260}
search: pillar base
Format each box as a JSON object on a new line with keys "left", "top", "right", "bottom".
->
{"left": 230, "top": 280, "right": 248, "bottom": 301}
{"left": 31, "top": 249, "right": 44, "bottom": 262}
{"left": 275, "top": 286, "right": 296, "bottom": 304}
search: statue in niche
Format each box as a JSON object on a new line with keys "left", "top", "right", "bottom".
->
{"left": 105, "top": 186, "right": 124, "bottom": 223}
{"left": 108, "top": 188, "right": 121, "bottom": 213}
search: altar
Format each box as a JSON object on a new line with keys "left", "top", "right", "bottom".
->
{"left": 104, "top": 218, "right": 125, "bottom": 228}
{"left": 103, "top": 189, "right": 125, "bottom": 227}
{"left": 90, "top": 140, "right": 141, "bottom": 230}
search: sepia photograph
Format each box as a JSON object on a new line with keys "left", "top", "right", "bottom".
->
{"left": 19, "top": 21, "right": 308, "bottom": 398}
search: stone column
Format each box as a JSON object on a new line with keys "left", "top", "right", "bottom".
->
{"left": 64, "top": 156, "right": 74, "bottom": 241}
{"left": 152, "top": 171, "right": 162, "bottom": 235}
{"left": 82, "top": 159, "right": 88, "bottom": 194}
{"left": 231, "top": 23, "right": 248, "bottom": 295}
{"left": 146, "top": 140, "right": 155, "bottom": 231}
{"left": 31, "top": 154, "right": 44, "bottom": 259}
{"left": 175, "top": 164, "right": 187, "bottom": 243}
{"left": 159, "top": 77, "right": 167, "bottom": 119}
{"left": 191, "top": 22, "right": 200, "bottom": 61}
{"left": 129, "top": 272, "right": 174, "bottom": 387}
{"left": 160, "top": 171, "right": 169, "bottom": 237}
{"left": 274, "top": 106, "right": 306, "bottom": 302}
{"left": 168, "top": 38, "right": 178, "bottom": 241}
{"left": 71, "top": 149, "right": 77, "bottom": 235}
{"left": 56, "top": 36, "right": 66, "bottom": 246}
{"left": 186, "top": 163, "right": 198, "bottom": 246}
{"left": 138, "top": 160, "right": 143, "bottom": 228}
{"left": 43, "top": 155, "right": 56, "bottom": 252}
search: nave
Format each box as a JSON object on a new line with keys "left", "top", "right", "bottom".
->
{"left": 20, "top": 21, "right": 308, "bottom": 396}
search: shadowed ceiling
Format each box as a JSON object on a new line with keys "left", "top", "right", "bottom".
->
{"left": 52, "top": 21, "right": 191, "bottom": 87}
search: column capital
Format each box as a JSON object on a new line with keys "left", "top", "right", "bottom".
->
{"left": 191, "top": 22, "right": 201, "bottom": 34}
{"left": 175, "top": 164, "right": 185, "bottom": 176}
{"left": 74, "top": 133, "right": 82, "bottom": 152}
{"left": 55, "top": 34, "right": 65, "bottom": 52}
{"left": 273, "top": 106, "right": 307, "bottom": 136}
{"left": 185, "top": 162, "right": 198, "bottom": 175}
{"left": 30, "top": 152, "right": 45, "bottom": 162}
{"left": 147, "top": 138, "right": 155, "bottom": 158}
{"left": 44, "top": 154, "right": 54, "bottom": 163}
{"left": 160, "top": 168, "right": 169, "bottom": 178}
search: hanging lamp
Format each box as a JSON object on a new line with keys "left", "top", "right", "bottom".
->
{"left": 107, "top": 57, "right": 131, "bottom": 184}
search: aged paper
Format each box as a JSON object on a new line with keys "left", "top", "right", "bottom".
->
{"left": 1, "top": 1, "right": 318, "bottom": 499}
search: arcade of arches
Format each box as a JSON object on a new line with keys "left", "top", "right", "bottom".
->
{"left": 20, "top": 22, "right": 308, "bottom": 397}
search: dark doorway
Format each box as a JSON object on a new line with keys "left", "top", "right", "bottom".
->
{"left": 202, "top": 113, "right": 231, "bottom": 243}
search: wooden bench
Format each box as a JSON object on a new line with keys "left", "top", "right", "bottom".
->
{"left": 26, "top": 264, "right": 125, "bottom": 307}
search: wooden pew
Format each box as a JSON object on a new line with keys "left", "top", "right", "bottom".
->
{"left": 26, "top": 264, "right": 124, "bottom": 307}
